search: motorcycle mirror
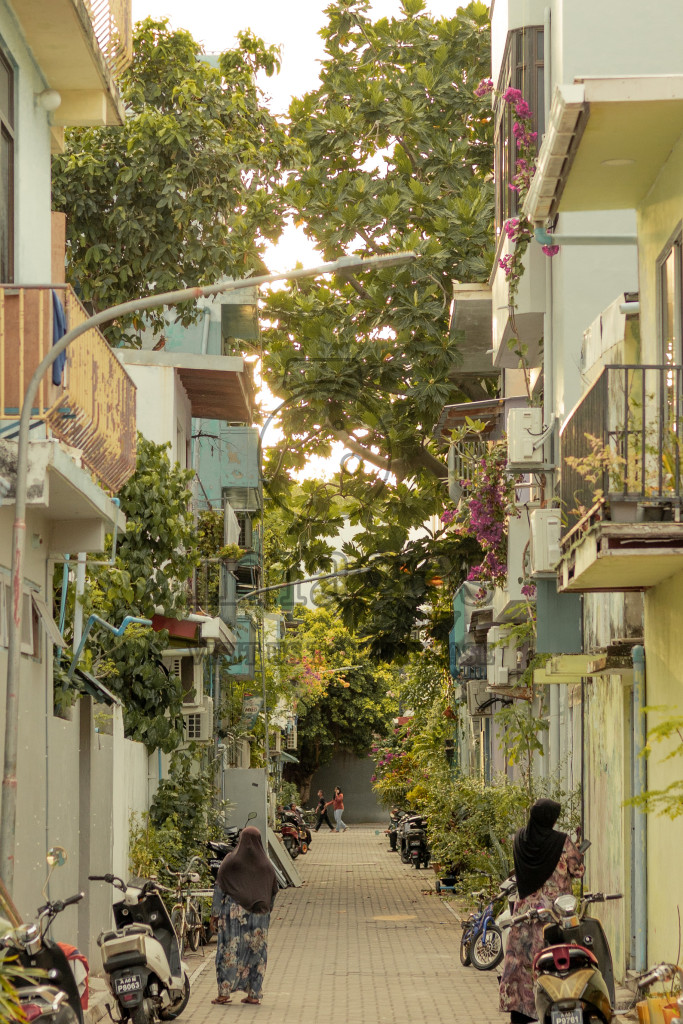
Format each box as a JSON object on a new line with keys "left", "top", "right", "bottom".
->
{"left": 246, "top": 811, "right": 257, "bottom": 822}
{"left": 46, "top": 847, "right": 67, "bottom": 868}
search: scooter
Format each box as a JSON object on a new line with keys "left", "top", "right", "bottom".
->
{"left": 89, "top": 873, "right": 190, "bottom": 1024}
{"left": 206, "top": 812, "right": 258, "bottom": 881}
{"left": 398, "top": 814, "right": 429, "bottom": 869}
{"left": 385, "top": 807, "right": 404, "bottom": 852}
{"left": 277, "top": 811, "right": 308, "bottom": 857}
{"left": 0, "top": 846, "right": 87, "bottom": 1024}
{"left": 513, "top": 889, "right": 623, "bottom": 1024}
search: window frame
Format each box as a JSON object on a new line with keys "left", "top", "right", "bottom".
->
{"left": 494, "top": 26, "right": 545, "bottom": 237}
{"left": 657, "top": 225, "right": 683, "bottom": 366}
{"left": 0, "top": 575, "right": 41, "bottom": 658}
{"left": 0, "top": 46, "right": 15, "bottom": 283}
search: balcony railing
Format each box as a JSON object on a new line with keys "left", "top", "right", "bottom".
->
{"left": 0, "top": 284, "right": 137, "bottom": 493}
{"left": 560, "top": 364, "right": 683, "bottom": 531}
{"left": 85, "top": 0, "right": 133, "bottom": 79}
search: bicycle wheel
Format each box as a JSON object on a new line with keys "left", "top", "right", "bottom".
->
{"left": 471, "top": 924, "right": 504, "bottom": 970}
{"left": 186, "top": 901, "right": 202, "bottom": 952}
{"left": 171, "top": 907, "right": 185, "bottom": 959}
{"left": 459, "top": 928, "right": 472, "bottom": 967}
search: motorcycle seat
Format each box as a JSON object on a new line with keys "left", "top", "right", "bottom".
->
{"left": 534, "top": 943, "right": 599, "bottom": 974}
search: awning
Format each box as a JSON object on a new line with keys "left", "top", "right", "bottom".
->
{"left": 534, "top": 654, "right": 592, "bottom": 684}
{"left": 73, "top": 668, "right": 121, "bottom": 706}
{"left": 273, "top": 751, "right": 299, "bottom": 764}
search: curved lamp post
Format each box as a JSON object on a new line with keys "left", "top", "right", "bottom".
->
{"left": 0, "top": 250, "right": 416, "bottom": 892}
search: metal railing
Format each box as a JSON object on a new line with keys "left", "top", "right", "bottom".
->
{"left": 0, "top": 284, "right": 137, "bottom": 493}
{"left": 560, "top": 364, "right": 683, "bottom": 531}
{"left": 84, "top": 0, "right": 133, "bottom": 79}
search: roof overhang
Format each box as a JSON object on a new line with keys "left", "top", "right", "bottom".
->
{"left": 117, "top": 350, "right": 253, "bottom": 422}
{"left": 434, "top": 395, "right": 528, "bottom": 445}
{"left": 524, "top": 76, "right": 683, "bottom": 225}
{"left": 12, "top": 0, "right": 127, "bottom": 126}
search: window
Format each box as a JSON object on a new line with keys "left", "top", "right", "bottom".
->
{"left": 0, "top": 577, "right": 41, "bottom": 657}
{"left": 0, "top": 49, "right": 14, "bottom": 282}
{"left": 658, "top": 230, "right": 682, "bottom": 366}
{"left": 494, "top": 27, "right": 545, "bottom": 236}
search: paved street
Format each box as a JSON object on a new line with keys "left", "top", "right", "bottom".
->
{"left": 185, "top": 826, "right": 501, "bottom": 1024}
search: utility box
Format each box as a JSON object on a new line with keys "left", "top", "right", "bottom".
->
{"left": 507, "top": 407, "right": 544, "bottom": 469}
{"left": 530, "top": 508, "right": 562, "bottom": 575}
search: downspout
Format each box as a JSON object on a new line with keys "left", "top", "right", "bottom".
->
{"left": 192, "top": 308, "right": 211, "bottom": 484}
{"left": 632, "top": 644, "right": 647, "bottom": 971}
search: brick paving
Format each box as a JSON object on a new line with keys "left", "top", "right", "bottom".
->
{"left": 185, "top": 825, "right": 502, "bottom": 1024}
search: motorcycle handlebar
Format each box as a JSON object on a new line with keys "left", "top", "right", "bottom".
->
{"left": 637, "top": 964, "right": 682, "bottom": 990}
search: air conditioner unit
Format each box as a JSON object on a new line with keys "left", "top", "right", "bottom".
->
{"left": 467, "top": 678, "right": 492, "bottom": 717}
{"left": 164, "top": 653, "right": 205, "bottom": 707}
{"left": 269, "top": 731, "right": 282, "bottom": 754}
{"left": 223, "top": 501, "right": 241, "bottom": 547}
{"left": 529, "top": 508, "right": 562, "bottom": 575}
{"left": 507, "top": 407, "right": 545, "bottom": 468}
{"left": 183, "top": 697, "right": 213, "bottom": 743}
{"left": 285, "top": 719, "right": 297, "bottom": 750}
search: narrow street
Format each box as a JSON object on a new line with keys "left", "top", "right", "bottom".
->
{"left": 185, "top": 827, "right": 501, "bottom": 1024}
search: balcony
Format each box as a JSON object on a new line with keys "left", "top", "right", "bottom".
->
{"left": 558, "top": 364, "right": 683, "bottom": 592}
{"left": 0, "top": 284, "right": 137, "bottom": 493}
{"left": 11, "top": 0, "right": 131, "bottom": 127}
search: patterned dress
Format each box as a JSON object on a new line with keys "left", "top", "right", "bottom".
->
{"left": 212, "top": 888, "right": 271, "bottom": 1000}
{"left": 499, "top": 836, "right": 585, "bottom": 1019}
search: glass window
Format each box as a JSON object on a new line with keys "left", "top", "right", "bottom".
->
{"left": 494, "top": 27, "right": 545, "bottom": 236}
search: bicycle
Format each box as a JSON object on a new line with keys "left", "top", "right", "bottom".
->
{"left": 166, "top": 856, "right": 204, "bottom": 958}
{"left": 460, "top": 879, "right": 511, "bottom": 971}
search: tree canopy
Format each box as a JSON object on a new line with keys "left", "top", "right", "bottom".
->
{"left": 258, "top": 0, "right": 494, "bottom": 658}
{"left": 52, "top": 18, "right": 290, "bottom": 345}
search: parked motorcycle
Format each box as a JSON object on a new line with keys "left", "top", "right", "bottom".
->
{"left": 206, "top": 812, "right": 258, "bottom": 881}
{"left": 277, "top": 810, "right": 308, "bottom": 858}
{"left": 89, "top": 872, "right": 190, "bottom": 1024}
{"left": 398, "top": 813, "right": 430, "bottom": 869}
{"left": 512, "top": 889, "right": 623, "bottom": 1024}
{"left": 385, "top": 807, "right": 405, "bottom": 852}
{"left": 0, "top": 846, "right": 87, "bottom": 1024}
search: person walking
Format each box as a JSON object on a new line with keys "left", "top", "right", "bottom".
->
{"left": 327, "top": 786, "right": 348, "bottom": 832}
{"left": 314, "top": 789, "right": 334, "bottom": 832}
{"left": 210, "top": 826, "right": 279, "bottom": 1007}
{"left": 499, "top": 799, "right": 585, "bottom": 1024}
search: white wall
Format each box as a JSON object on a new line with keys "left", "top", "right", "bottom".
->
{"left": 120, "top": 363, "right": 192, "bottom": 466}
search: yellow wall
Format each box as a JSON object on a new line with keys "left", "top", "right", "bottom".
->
{"left": 643, "top": 571, "right": 683, "bottom": 963}
{"left": 637, "top": 130, "right": 683, "bottom": 362}
{"left": 584, "top": 674, "right": 631, "bottom": 977}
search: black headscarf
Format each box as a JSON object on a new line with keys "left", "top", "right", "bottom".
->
{"left": 513, "top": 799, "right": 568, "bottom": 900}
{"left": 215, "top": 826, "right": 278, "bottom": 914}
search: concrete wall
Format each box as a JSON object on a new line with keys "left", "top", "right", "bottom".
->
{"left": 643, "top": 570, "right": 683, "bottom": 963}
{"left": 584, "top": 675, "right": 631, "bottom": 979}
{"left": 310, "top": 752, "right": 385, "bottom": 823}
{"left": 122, "top": 363, "right": 193, "bottom": 466}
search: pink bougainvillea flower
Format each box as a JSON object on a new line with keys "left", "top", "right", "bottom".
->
{"left": 474, "top": 77, "right": 494, "bottom": 97}
{"left": 503, "top": 218, "right": 519, "bottom": 240}
{"left": 521, "top": 583, "right": 537, "bottom": 598}
{"left": 502, "top": 87, "right": 523, "bottom": 104}
{"left": 542, "top": 244, "right": 560, "bottom": 257}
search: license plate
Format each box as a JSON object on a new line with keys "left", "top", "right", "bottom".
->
{"left": 114, "top": 975, "right": 142, "bottom": 995}
{"left": 551, "top": 1007, "right": 582, "bottom": 1024}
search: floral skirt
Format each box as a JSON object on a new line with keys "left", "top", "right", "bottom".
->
{"left": 215, "top": 895, "right": 270, "bottom": 999}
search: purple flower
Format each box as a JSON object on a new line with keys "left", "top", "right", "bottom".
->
{"left": 441, "top": 508, "right": 457, "bottom": 524}
{"left": 515, "top": 99, "right": 531, "bottom": 118}
{"left": 503, "top": 87, "right": 523, "bottom": 105}
{"left": 542, "top": 244, "right": 560, "bottom": 257}
{"left": 521, "top": 583, "right": 537, "bottom": 598}
{"left": 503, "top": 218, "right": 519, "bottom": 240}
{"left": 474, "top": 78, "right": 494, "bottom": 97}
{"left": 499, "top": 254, "right": 514, "bottom": 276}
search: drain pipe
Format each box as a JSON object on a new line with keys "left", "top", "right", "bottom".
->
{"left": 632, "top": 644, "right": 647, "bottom": 971}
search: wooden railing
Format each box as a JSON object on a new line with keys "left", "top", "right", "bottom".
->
{"left": 0, "top": 284, "right": 137, "bottom": 493}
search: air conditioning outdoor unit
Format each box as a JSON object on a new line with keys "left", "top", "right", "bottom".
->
{"left": 285, "top": 720, "right": 298, "bottom": 750}
{"left": 467, "top": 678, "right": 493, "bottom": 717}
{"left": 507, "top": 407, "right": 545, "bottom": 469}
{"left": 529, "top": 508, "right": 562, "bottom": 575}
{"left": 164, "top": 653, "right": 205, "bottom": 707}
{"left": 182, "top": 697, "right": 214, "bottom": 743}
{"left": 269, "top": 731, "right": 282, "bottom": 754}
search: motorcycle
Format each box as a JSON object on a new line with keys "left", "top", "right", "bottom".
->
{"left": 398, "top": 813, "right": 430, "bottom": 869}
{"left": 385, "top": 807, "right": 405, "bottom": 852}
{"left": 89, "top": 872, "right": 190, "bottom": 1024}
{"left": 206, "top": 812, "right": 258, "bottom": 881}
{"left": 512, "top": 888, "right": 623, "bottom": 1024}
{"left": 277, "top": 810, "right": 308, "bottom": 858}
{"left": 0, "top": 846, "right": 87, "bottom": 1024}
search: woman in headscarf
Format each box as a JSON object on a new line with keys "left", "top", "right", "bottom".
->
{"left": 210, "top": 826, "right": 279, "bottom": 1006}
{"left": 499, "top": 799, "right": 585, "bottom": 1024}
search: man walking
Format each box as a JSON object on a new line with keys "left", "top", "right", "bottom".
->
{"left": 314, "top": 789, "right": 334, "bottom": 832}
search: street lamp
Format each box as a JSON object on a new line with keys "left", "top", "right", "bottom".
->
{"left": 0, "top": 250, "right": 416, "bottom": 892}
